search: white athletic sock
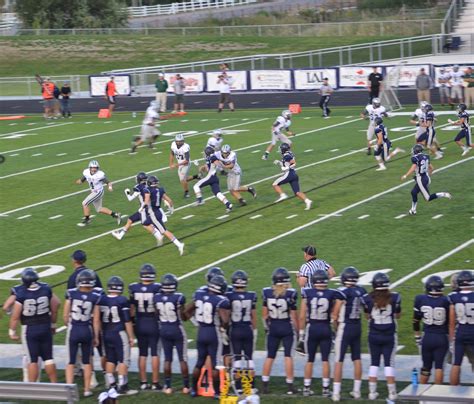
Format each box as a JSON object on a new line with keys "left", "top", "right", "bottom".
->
{"left": 304, "top": 198, "right": 311, "bottom": 204}
{"left": 152, "top": 230, "right": 163, "bottom": 241}
{"left": 216, "top": 192, "right": 228, "bottom": 204}
{"left": 118, "top": 374, "right": 125, "bottom": 386}
{"left": 411, "top": 202, "right": 417, "bottom": 210}
{"left": 322, "top": 378, "right": 330, "bottom": 388}
{"left": 262, "top": 375, "right": 270, "bottom": 382}
{"left": 333, "top": 382, "right": 341, "bottom": 394}
{"left": 286, "top": 378, "right": 293, "bottom": 384}
{"left": 388, "top": 383, "right": 396, "bottom": 394}
{"left": 172, "top": 238, "right": 181, "bottom": 246}
{"left": 353, "top": 379, "right": 362, "bottom": 392}
{"left": 304, "top": 378, "right": 311, "bottom": 387}
{"left": 369, "top": 382, "right": 377, "bottom": 394}
{"left": 106, "top": 373, "right": 115, "bottom": 386}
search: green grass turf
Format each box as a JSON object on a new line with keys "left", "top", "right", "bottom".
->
{"left": 0, "top": 106, "right": 473, "bottom": 357}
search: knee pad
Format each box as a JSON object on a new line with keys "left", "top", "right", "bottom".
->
{"left": 369, "top": 366, "right": 378, "bottom": 378}
{"left": 420, "top": 368, "right": 431, "bottom": 377}
{"left": 193, "top": 184, "right": 200, "bottom": 194}
{"left": 44, "top": 359, "right": 55, "bottom": 366}
{"left": 233, "top": 360, "right": 242, "bottom": 370}
{"left": 384, "top": 366, "right": 395, "bottom": 377}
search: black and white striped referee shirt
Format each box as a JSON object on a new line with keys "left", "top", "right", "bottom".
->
{"left": 299, "top": 258, "right": 331, "bottom": 288}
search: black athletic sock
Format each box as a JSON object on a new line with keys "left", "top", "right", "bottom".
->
{"left": 111, "top": 212, "right": 118, "bottom": 218}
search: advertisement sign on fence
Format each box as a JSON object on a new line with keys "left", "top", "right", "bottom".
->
{"left": 206, "top": 71, "right": 248, "bottom": 92}
{"left": 165, "top": 72, "right": 205, "bottom": 93}
{"left": 294, "top": 69, "right": 338, "bottom": 90}
{"left": 89, "top": 75, "right": 131, "bottom": 97}
{"left": 250, "top": 70, "right": 292, "bottom": 90}
{"left": 338, "top": 66, "right": 379, "bottom": 88}
{"left": 385, "top": 64, "right": 430, "bottom": 87}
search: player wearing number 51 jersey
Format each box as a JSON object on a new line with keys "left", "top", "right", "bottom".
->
{"left": 9, "top": 268, "right": 60, "bottom": 384}
{"left": 401, "top": 145, "right": 451, "bottom": 215}
{"left": 63, "top": 269, "right": 102, "bottom": 397}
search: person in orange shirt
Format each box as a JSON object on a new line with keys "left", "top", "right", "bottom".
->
{"left": 41, "top": 77, "right": 55, "bottom": 119}
{"left": 105, "top": 76, "right": 118, "bottom": 115}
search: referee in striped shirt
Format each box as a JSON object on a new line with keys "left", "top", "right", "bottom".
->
{"left": 297, "top": 245, "right": 336, "bottom": 288}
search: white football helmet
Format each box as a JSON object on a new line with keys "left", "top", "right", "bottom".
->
{"left": 281, "top": 110, "right": 292, "bottom": 119}
{"left": 213, "top": 129, "right": 223, "bottom": 139}
{"left": 150, "top": 100, "right": 160, "bottom": 111}
{"left": 88, "top": 160, "right": 99, "bottom": 174}
{"left": 372, "top": 98, "right": 381, "bottom": 107}
{"left": 175, "top": 133, "right": 184, "bottom": 142}
{"left": 221, "top": 144, "right": 231, "bottom": 158}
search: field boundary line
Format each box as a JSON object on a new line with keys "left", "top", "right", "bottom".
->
{"left": 1, "top": 155, "right": 471, "bottom": 273}
{"left": 0, "top": 122, "right": 73, "bottom": 139}
{"left": 391, "top": 239, "right": 474, "bottom": 288}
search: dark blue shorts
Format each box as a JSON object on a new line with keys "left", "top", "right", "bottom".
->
{"left": 196, "top": 326, "right": 222, "bottom": 368}
{"left": 454, "top": 129, "right": 472, "bottom": 145}
{"left": 135, "top": 316, "right": 160, "bottom": 357}
{"left": 266, "top": 321, "right": 295, "bottom": 359}
{"left": 230, "top": 326, "right": 254, "bottom": 360}
{"left": 23, "top": 323, "right": 53, "bottom": 363}
{"left": 195, "top": 175, "right": 221, "bottom": 196}
{"left": 66, "top": 324, "right": 93, "bottom": 365}
{"left": 272, "top": 170, "right": 300, "bottom": 194}
{"left": 421, "top": 332, "right": 448, "bottom": 370}
{"left": 334, "top": 323, "right": 362, "bottom": 362}
{"left": 103, "top": 329, "right": 131, "bottom": 366}
{"left": 305, "top": 323, "right": 332, "bottom": 362}
{"left": 368, "top": 332, "right": 396, "bottom": 367}
{"left": 453, "top": 331, "right": 474, "bottom": 366}
{"left": 161, "top": 325, "right": 187, "bottom": 362}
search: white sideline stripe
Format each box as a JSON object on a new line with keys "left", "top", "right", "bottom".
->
{"left": 48, "top": 214, "right": 63, "bottom": 220}
{"left": 1, "top": 156, "right": 471, "bottom": 272}
{"left": 391, "top": 239, "right": 474, "bottom": 288}
{"left": 0, "top": 122, "right": 72, "bottom": 139}
{"left": 358, "top": 214, "right": 370, "bottom": 219}
{"left": 0, "top": 118, "right": 268, "bottom": 180}
{"left": 177, "top": 158, "right": 473, "bottom": 281}
{"left": 250, "top": 214, "right": 262, "bottom": 219}
{"left": 17, "top": 215, "right": 31, "bottom": 220}
{"left": 432, "top": 214, "right": 443, "bottom": 219}
{"left": 286, "top": 214, "right": 298, "bottom": 219}
{"left": 395, "top": 214, "right": 407, "bottom": 219}
{"left": 182, "top": 215, "right": 194, "bottom": 220}
{"left": 318, "top": 213, "right": 342, "bottom": 217}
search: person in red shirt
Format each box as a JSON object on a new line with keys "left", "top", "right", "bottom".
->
{"left": 41, "top": 77, "right": 55, "bottom": 119}
{"left": 105, "top": 76, "right": 118, "bottom": 115}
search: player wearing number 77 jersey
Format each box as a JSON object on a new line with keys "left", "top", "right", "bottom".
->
{"left": 401, "top": 144, "right": 451, "bottom": 215}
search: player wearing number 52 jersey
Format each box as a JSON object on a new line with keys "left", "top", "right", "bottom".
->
{"left": 362, "top": 273, "right": 401, "bottom": 402}
{"left": 128, "top": 264, "right": 162, "bottom": 391}
{"left": 401, "top": 145, "right": 451, "bottom": 216}
{"left": 413, "top": 276, "right": 450, "bottom": 385}
{"left": 63, "top": 269, "right": 102, "bottom": 397}
{"left": 76, "top": 160, "right": 121, "bottom": 227}
{"left": 154, "top": 273, "right": 190, "bottom": 394}
{"left": 170, "top": 134, "right": 200, "bottom": 199}
{"left": 261, "top": 267, "right": 299, "bottom": 395}
{"left": 9, "top": 268, "right": 60, "bottom": 384}
{"left": 448, "top": 270, "right": 474, "bottom": 386}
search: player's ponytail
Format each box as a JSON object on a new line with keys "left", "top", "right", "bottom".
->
{"left": 272, "top": 283, "right": 289, "bottom": 298}
{"left": 370, "top": 290, "right": 392, "bottom": 309}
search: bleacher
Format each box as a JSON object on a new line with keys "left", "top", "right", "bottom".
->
{"left": 399, "top": 384, "right": 474, "bottom": 403}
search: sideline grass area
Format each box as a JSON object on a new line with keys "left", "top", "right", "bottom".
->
{"left": 0, "top": 106, "right": 472, "bottom": 356}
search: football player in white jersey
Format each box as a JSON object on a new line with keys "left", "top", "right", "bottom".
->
{"left": 169, "top": 133, "right": 200, "bottom": 198}
{"left": 215, "top": 144, "right": 257, "bottom": 206}
{"left": 360, "top": 98, "right": 388, "bottom": 155}
{"left": 410, "top": 101, "right": 427, "bottom": 141}
{"left": 75, "top": 160, "right": 121, "bottom": 227}
{"left": 206, "top": 129, "right": 224, "bottom": 152}
{"left": 130, "top": 101, "right": 160, "bottom": 154}
{"left": 262, "top": 110, "right": 294, "bottom": 160}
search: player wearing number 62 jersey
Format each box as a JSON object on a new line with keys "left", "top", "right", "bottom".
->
{"left": 413, "top": 275, "right": 450, "bottom": 385}
{"left": 9, "top": 268, "right": 60, "bottom": 384}
{"left": 362, "top": 273, "right": 401, "bottom": 402}
{"left": 63, "top": 269, "right": 102, "bottom": 397}
{"left": 128, "top": 264, "right": 162, "bottom": 391}
{"left": 401, "top": 145, "right": 451, "bottom": 216}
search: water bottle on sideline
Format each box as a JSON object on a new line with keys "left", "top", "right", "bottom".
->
{"left": 411, "top": 368, "right": 418, "bottom": 386}
{"left": 132, "top": 112, "right": 137, "bottom": 118}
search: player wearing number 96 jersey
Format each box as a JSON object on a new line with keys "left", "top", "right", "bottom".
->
{"left": 128, "top": 264, "right": 162, "bottom": 391}
{"left": 8, "top": 268, "right": 60, "bottom": 384}
{"left": 362, "top": 272, "right": 401, "bottom": 402}
{"left": 448, "top": 270, "right": 474, "bottom": 386}
{"left": 261, "top": 267, "right": 298, "bottom": 395}
{"left": 63, "top": 269, "right": 102, "bottom": 397}
{"left": 413, "top": 275, "right": 449, "bottom": 385}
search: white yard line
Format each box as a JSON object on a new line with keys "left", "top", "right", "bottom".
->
{"left": 286, "top": 214, "right": 298, "bottom": 219}
{"left": 358, "top": 214, "right": 370, "bottom": 219}
{"left": 250, "top": 214, "right": 262, "bottom": 219}
{"left": 395, "top": 214, "right": 407, "bottom": 219}
{"left": 0, "top": 122, "right": 73, "bottom": 139}
{"left": 432, "top": 214, "right": 443, "bottom": 219}
{"left": 17, "top": 214, "right": 31, "bottom": 220}
{"left": 217, "top": 214, "right": 229, "bottom": 220}
{"left": 182, "top": 215, "right": 194, "bottom": 220}
{"left": 391, "top": 239, "right": 474, "bottom": 288}
{"left": 1, "top": 156, "right": 471, "bottom": 272}
{"left": 48, "top": 214, "right": 63, "bottom": 220}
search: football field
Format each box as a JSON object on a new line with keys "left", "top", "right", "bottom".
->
{"left": 0, "top": 106, "right": 473, "bottom": 357}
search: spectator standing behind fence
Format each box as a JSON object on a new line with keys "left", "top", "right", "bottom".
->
{"left": 367, "top": 67, "right": 383, "bottom": 103}
{"left": 415, "top": 68, "right": 433, "bottom": 104}
{"left": 438, "top": 68, "right": 451, "bottom": 106}
{"left": 319, "top": 77, "right": 333, "bottom": 119}
{"left": 296, "top": 245, "right": 336, "bottom": 289}
{"left": 463, "top": 66, "right": 474, "bottom": 108}
{"left": 155, "top": 73, "right": 168, "bottom": 113}
{"left": 217, "top": 72, "right": 235, "bottom": 113}
{"left": 172, "top": 74, "right": 185, "bottom": 114}
{"left": 105, "top": 76, "right": 118, "bottom": 116}
{"left": 449, "top": 65, "right": 464, "bottom": 107}
{"left": 60, "top": 82, "right": 72, "bottom": 118}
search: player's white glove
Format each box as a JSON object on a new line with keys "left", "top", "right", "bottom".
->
{"left": 193, "top": 160, "right": 199, "bottom": 166}
{"left": 219, "top": 327, "right": 229, "bottom": 346}
{"left": 299, "top": 330, "right": 305, "bottom": 343}
{"left": 138, "top": 204, "right": 146, "bottom": 213}
{"left": 415, "top": 335, "right": 422, "bottom": 347}
{"left": 281, "top": 165, "right": 289, "bottom": 172}
{"left": 168, "top": 205, "right": 174, "bottom": 215}
{"left": 273, "top": 159, "right": 281, "bottom": 166}
{"left": 124, "top": 188, "right": 131, "bottom": 196}
{"left": 448, "top": 119, "right": 454, "bottom": 124}
{"left": 108, "top": 184, "right": 113, "bottom": 191}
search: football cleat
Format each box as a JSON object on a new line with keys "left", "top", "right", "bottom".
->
{"left": 367, "top": 147, "right": 372, "bottom": 155}
{"left": 275, "top": 193, "right": 288, "bottom": 203}
{"left": 409, "top": 209, "right": 417, "bottom": 215}
{"left": 388, "top": 392, "right": 398, "bottom": 401}
{"left": 115, "top": 213, "right": 122, "bottom": 225}
{"left": 322, "top": 388, "right": 332, "bottom": 397}
{"left": 77, "top": 217, "right": 91, "bottom": 227}
{"left": 376, "top": 165, "right": 387, "bottom": 171}
{"left": 225, "top": 203, "right": 233, "bottom": 212}
{"left": 184, "top": 191, "right": 190, "bottom": 198}
{"left": 164, "top": 387, "right": 173, "bottom": 395}
{"left": 440, "top": 192, "right": 452, "bottom": 199}
{"left": 182, "top": 387, "right": 190, "bottom": 394}
{"left": 178, "top": 242, "right": 185, "bottom": 256}
{"left": 140, "top": 383, "right": 150, "bottom": 390}
{"left": 261, "top": 154, "right": 268, "bottom": 160}
{"left": 350, "top": 391, "right": 361, "bottom": 399}
{"left": 368, "top": 392, "right": 379, "bottom": 400}
{"left": 462, "top": 147, "right": 471, "bottom": 156}
{"left": 239, "top": 199, "right": 247, "bottom": 207}
{"left": 286, "top": 385, "right": 297, "bottom": 395}
{"left": 296, "top": 341, "right": 306, "bottom": 355}
{"left": 302, "top": 387, "right": 314, "bottom": 397}
{"left": 111, "top": 229, "right": 124, "bottom": 240}
{"left": 248, "top": 186, "right": 257, "bottom": 198}
{"left": 83, "top": 391, "right": 93, "bottom": 398}
{"left": 151, "top": 382, "right": 163, "bottom": 391}
{"left": 331, "top": 393, "right": 341, "bottom": 402}
{"left": 196, "top": 197, "right": 205, "bottom": 206}
{"left": 304, "top": 199, "right": 313, "bottom": 210}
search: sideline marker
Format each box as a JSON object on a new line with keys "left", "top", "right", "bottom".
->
{"left": 98, "top": 109, "right": 111, "bottom": 119}
{"left": 289, "top": 104, "right": 302, "bottom": 114}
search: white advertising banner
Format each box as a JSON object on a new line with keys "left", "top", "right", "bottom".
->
{"left": 338, "top": 66, "right": 380, "bottom": 88}
{"left": 385, "top": 64, "right": 430, "bottom": 87}
{"left": 206, "top": 71, "right": 248, "bottom": 92}
{"left": 250, "top": 70, "right": 292, "bottom": 90}
{"left": 165, "top": 72, "right": 204, "bottom": 93}
{"left": 89, "top": 75, "right": 131, "bottom": 97}
{"left": 294, "top": 69, "right": 338, "bottom": 90}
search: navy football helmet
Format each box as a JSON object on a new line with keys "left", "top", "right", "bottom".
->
{"left": 206, "top": 267, "right": 224, "bottom": 282}
{"left": 208, "top": 274, "right": 227, "bottom": 294}
{"left": 76, "top": 269, "right": 96, "bottom": 288}
{"left": 136, "top": 171, "right": 147, "bottom": 184}
{"left": 21, "top": 267, "right": 39, "bottom": 287}
{"left": 272, "top": 267, "right": 291, "bottom": 285}
{"left": 412, "top": 144, "right": 424, "bottom": 155}
{"left": 161, "top": 273, "right": 178, "bottom": 293}
{"left": 425, "top": 275, "right": 444, "bottom": 295}
{"left": 457, "top": 103, "right": 467, "bottom": 112}
{"left": 312, "top": 269, "right": 329, "bottom": 286}
{"left": 107, "top": 276, "right": 124, "bottom": 293}
{"left": 456, "top": 270, "right": 474, "bottom": 289}
{"left": 423, "top": 103, "right": 433, "bottom": 113}
{"left": 341, "top": 266, "right": 359, "bottom": 286}
{"left": 372, "top": 272, "right": 390, "bottom": 290}
{"left": 374, "top": 116, "right": 383, "bottom": 126}
{"left": 204, "top": 146, "right": 215, "bottom": 157}
{"left": 280, "top": 143, "right": 291, "bottom": 154}
{"left": 139, "top": 263, "right": 156, "bottom": 281}
{"left": 231, "top": 270, "right": 248, "bottom": 288}
{"left": 147, "top": 175, "right": 159, "bottom": 187}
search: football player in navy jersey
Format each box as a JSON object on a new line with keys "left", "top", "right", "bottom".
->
{"left": 418, "top": 104, "right": 443, "bottom": 160}
{"left": 128, "top": 264, "right": 162, "bottom": 391}
{"left": 185, "top": 275, "right": 230, "bottom": 398}
{"left": 449, "top": 103, "right": 472, "bottom": 156}
{"left": 226, "top": 270, "right": 257, "bottom": 378}
{"left": 8, "top": 268, "right": 60, "bottom": 383}
{"left": 401, "top": 144, "right": 451, "bottom": 215}
{"left": 154, "top": 273, "right": 190, "bottom": 395}
{"left": 261, "top": 267, "right": 298, "bottom": 395}
{"left": 448, "top": 270, "right": 474, "bottom": 385}
{"left": 362, "top": 272, "right": 401, "bottom": 402}
{"left": 96, "top": 276, "right": 136, "bottom": 396}
{"left": 299, "top": 269, "right": 345, "bottom": 398}
{"left": 332, "top": 266, "right": 367, "bottom": 402}
{"left": 193, "top": 146, "right": 233, "bottom": 212}
{"left": 413, "top": 275, "right": 450, "bottom": 385}
{"left": 272, "top": 143, "right": 312, "bottom": 210}
{"left": 372, "top": 117, "right": 404, "bottom": 171}
{"left": 63, "top": 269, "right": 102, "bottom": 397}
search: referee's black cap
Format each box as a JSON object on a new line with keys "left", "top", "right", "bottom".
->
{"left": 302, "top": 245, "right": 316, "bottom": 256}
